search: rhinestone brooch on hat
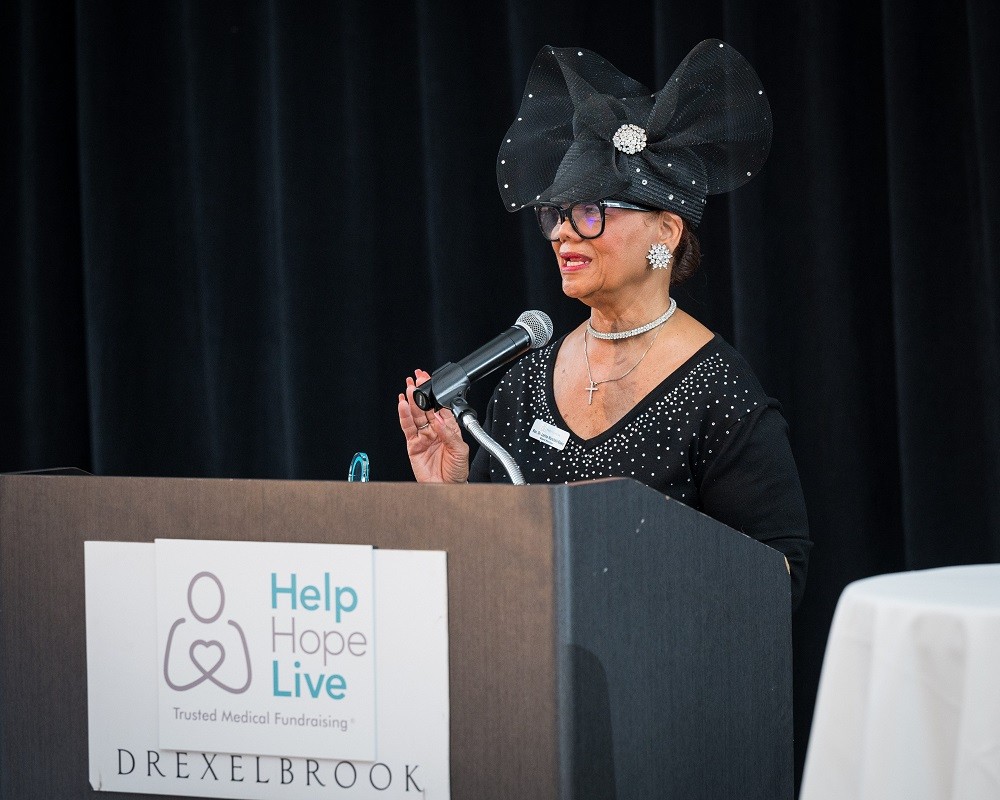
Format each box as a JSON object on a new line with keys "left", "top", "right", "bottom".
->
{"left": 612, "top": 124, "right": 647, "bottom": 155}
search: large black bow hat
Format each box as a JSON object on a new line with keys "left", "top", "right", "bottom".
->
{"left": 496, "top": 39, "right": 772, "bottom": 226}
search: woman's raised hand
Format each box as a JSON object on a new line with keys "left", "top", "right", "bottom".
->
{"left": 397, "top": 369, "right": 470, "bottom": 483}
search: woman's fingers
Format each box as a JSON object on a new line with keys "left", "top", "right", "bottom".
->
{"left": 400, "top": 369, "right": 464, "bottom": 451}
{"left": 430, "top": 408, "right": 463, "bottom": 442}
{"left": 407, "top": 372, "right": 433, "bottom": 414}
{"left": 402, "top": 374, "right": 433, "bottom": 433}
{"left": 397, "top": 393, "right": 418, "bottom": 436}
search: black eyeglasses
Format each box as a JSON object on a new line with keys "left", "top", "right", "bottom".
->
{"left": 534, "top": 200, "right": 656, "bottom": 241}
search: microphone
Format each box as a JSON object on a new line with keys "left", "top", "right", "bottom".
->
{"left": 412, "top": 310, "right": 554, "bottom": 411}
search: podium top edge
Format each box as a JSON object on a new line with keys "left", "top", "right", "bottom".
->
{"left": 1, "top": 472, "right": 650, "bottom": 491}
{"left": 1, "top": 467, "right": 93, "bottom": 476}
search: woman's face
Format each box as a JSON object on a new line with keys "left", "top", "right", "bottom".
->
{"left": 550, "top": 207, "right": 678, "bottom": 304}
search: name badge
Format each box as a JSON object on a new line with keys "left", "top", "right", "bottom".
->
{"left": 529, "top": 418, "right": 570, "bottom": 451}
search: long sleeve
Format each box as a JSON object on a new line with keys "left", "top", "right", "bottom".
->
{"left": 698, "top": 400, "right": 812, "bottom": 610}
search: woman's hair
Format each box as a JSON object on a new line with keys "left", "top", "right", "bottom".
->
{"left": 671, "top": 223, "right": 701, "bottom": 286}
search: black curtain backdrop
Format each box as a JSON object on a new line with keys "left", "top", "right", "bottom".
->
{"left": 4, "top": 0, "right": 999, "bottom": 792}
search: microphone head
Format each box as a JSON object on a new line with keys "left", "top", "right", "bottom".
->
{"left": 515, "top": 310, "right": 554, "bottom": 349}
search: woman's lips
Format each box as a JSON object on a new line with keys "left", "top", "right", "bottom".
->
{"left": 560, "top": 252, "right": 591, "bottom": 272}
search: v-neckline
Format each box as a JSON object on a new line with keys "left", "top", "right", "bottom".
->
{"left": 545, "top": 332, "right": 721, "bottom": 448}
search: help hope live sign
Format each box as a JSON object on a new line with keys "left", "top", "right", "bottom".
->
{"left": 156, "top": 540, "right": 376, "bottom": 760}
{"left": 86, "top": 539, "right": 450, "bottom": 799}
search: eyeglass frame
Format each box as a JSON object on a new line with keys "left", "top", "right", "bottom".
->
{"left": 534, "top": 199, "right": 658, "bottom": 241}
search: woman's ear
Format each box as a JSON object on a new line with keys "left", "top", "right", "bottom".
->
{"left": 658, "top": 211, "right": 684, "bottom": 251}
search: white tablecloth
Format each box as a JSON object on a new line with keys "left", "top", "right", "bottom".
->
{"left": 800, "top": 565, "right": 1000, "bottom": 800}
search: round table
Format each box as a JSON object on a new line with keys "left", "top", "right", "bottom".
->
{"left": 800, "top": 564, "right": 1000, "bottom": 800}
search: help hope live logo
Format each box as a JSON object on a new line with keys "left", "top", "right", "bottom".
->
{"left": 155, "top": 540, "right": 377, "bottom": 762}
{"left": 163, "top": 572, "right": 253, "bottom": 694}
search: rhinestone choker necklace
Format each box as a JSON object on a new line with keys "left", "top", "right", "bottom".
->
{"left": 586, "top": 298, "right": 677, "bottom": 341}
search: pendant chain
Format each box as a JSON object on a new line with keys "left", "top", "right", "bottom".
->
{"left": 583, "top": 321, "right": 665, "bottom": 405}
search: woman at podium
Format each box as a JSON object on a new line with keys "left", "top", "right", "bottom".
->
{"left": 398, "top": 40, "right": 811, "bottom": 609}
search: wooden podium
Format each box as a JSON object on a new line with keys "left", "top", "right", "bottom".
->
{"left": 0, "top": 473, "right": 792, "bottom": 799}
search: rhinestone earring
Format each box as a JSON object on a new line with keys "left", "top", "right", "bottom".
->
{"left": 647, "top": 242, "right": 673, "bottom": 270}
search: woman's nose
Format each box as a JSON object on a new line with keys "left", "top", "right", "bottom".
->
{"left": 557, "top": 214, "right": 579, "bottom": 240}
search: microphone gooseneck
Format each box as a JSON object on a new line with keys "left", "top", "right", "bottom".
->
{"left": 458, "top": 410, "right": 525, "bottom": 485}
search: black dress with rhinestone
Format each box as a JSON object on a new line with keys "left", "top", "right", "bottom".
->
{"left": 468, "top": 333, "right": 812, "bottom": 609}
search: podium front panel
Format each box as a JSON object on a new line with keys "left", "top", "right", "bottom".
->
{"left": 1, "top": 473, "right": 792, "bottom": 800}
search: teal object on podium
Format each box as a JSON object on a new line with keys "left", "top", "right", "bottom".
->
{"left": 348, "top": 452, "right": 369, "bottom": 482}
